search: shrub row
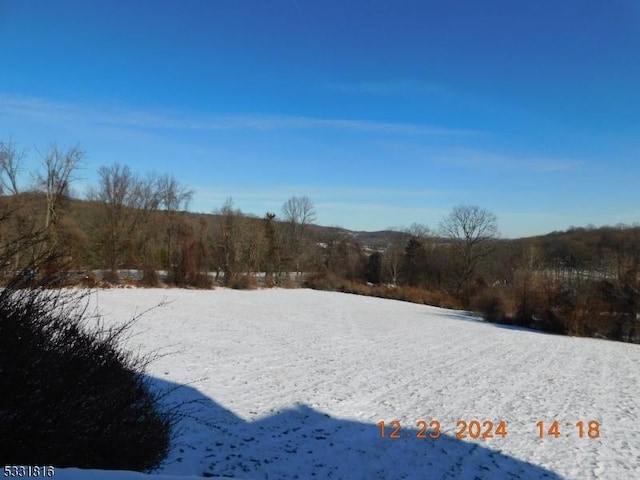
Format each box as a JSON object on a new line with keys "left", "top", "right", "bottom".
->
{"left": 304, "top": 271, "right": 463, "bottom": 310}
{"left": 467, "top": 277, "right": 639, "bottom": 342}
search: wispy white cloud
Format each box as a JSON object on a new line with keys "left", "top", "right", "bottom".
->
{"left": 0, "top": 94, "right": 79, "bottom": 123}
{"left": 434, "top": 147, "right": 585, "bottom": 173}
{"left": 0, "top": 93, "right": 476, "bottom": 137}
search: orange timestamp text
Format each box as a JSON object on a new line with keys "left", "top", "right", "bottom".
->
{"left": 536, "top": 420, "right": 600, "bottom": 439}
{"left": 378, "top": 419, "right": 508, "bottom": 440}
{"left": 378, "top": 419, "right": 601, "bottom": 440}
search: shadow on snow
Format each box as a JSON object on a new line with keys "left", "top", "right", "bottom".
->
{"left": 436, "top": 310, "right": 569, "bottom": 338}
{"left": 150, "top": 376, "right": 562, "bottom": 480}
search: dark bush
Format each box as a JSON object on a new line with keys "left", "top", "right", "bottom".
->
{"left": 303, "top": 270, "right": 342, "bottom": 291}
{"left": 187, "top": 272, "right": 213, "bottom": 289}
{"left": 230, "top": 274, "right": 258, "bottom": 290}
{"left": 470, "top": 288, "right": 507, "bottom": 323}
{"left": 263, "top": 275, "right": 277, "bottom": 288}
{"left": 304, "top": 273, "right": 464, "bottom": 310}
{"left": 80, "top": 271, "right": 100, "bottom": 288}
{"left": 536, "top": 309, "right": 568, "bottom": 335}
{"left": 0, "top": 288, "right": 171, "bottom": 471}
{"left": 103, "top": 269, "right": 121, "bottom": 284}
{"left": 141, "top": 269, "right": 161, "bottom": 287}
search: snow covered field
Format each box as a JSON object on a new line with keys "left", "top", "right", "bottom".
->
{"left": 55, "top": 288, "right": 639, "bottom": 480}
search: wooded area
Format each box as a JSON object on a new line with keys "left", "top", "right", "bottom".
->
{"left": 1, "top": 140, "right": 638, "bottom": 343}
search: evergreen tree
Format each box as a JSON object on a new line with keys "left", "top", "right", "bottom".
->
{"left": 364, "top": 252, "right": 382, "bottom": 284}
{"left": 402, "top": 238, "right": 427, "bottom": 287}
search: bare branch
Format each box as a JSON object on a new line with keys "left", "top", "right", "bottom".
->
{"left": 282, "top": 195, "right": 316, "bottom": 230}
{"left": 282, "top": 195, "right": 316, "bottom": 273}
{"left": 0, "top": 139, "right": 26, "bottom": 195}
{"left": 439, "top": 205, "right": 499, "bottom": 292}
{"left": 37, "top": 143, "right": 84, "bottom": 228}
{"left": 157, "top": 173, "right": 194, "bottom": 213}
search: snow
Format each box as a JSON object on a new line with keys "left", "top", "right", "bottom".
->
{"left": 53, "top": 287, "right": 639, "bottom": 480}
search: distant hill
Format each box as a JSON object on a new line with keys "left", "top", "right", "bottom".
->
{"left": 4, "top": 193, "right": 638, "bottom": 269}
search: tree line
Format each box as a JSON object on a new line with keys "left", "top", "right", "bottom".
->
{"left": 1, "top": 140, "right": 638, "bottom": 343}
{"left": 0, "top": 141, "right": 321, "bottom": 289}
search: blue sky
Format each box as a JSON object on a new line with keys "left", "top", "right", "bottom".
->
{"left": 1, "top": 0, "right": 639, "bottom": 238}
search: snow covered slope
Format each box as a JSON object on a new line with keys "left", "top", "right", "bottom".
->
{"left": 55, "top": 288, "right": 639, "bottom": 479}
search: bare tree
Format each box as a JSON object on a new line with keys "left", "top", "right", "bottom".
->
{"left": 282, "top": 195, "right": 316, "bottom": 230}
{"left": 405, "top": 222, "right": 430, "bottom": 241}
{"left": 0, "top": 139, "right": 25, "bottom": 195}
{"left": 214, "top": 198, "right": 245, "bottom": 285}
{"left": 157, "top": 174, "right": 194, "bottom": 276}
{"left": 37, "top": 144, "right": 84, "bottom": 230}
{"left": 87, "top": 163, "right": 138, "bottom": 278}
{"left": 0, "top": 141, "right": 83, "bottom": 285}
{"left": 130, "top": 174, "right": 162, "bottom": 283}
{"left": 282, "top": 195, "right": 316, "bottom": 274}
{"left": 383, "top": 241, "right": 404, "bottom": 287}
{"left": 0, "top": 205, "right": 48, "bottom": 278}
{"left": 30, "top": 144, "right": 85, "bottom": 278}
{"left": 439, "top": 205, "right": 499, "bottom": 293}
{"left": 0, "top": 140, "right": 30, "bottom": 271}
{"left": 157, "top": 174, "right": 194, "bottom": 214}
{"left": 131, "top": 174, "right": 161, "bottom": 214}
